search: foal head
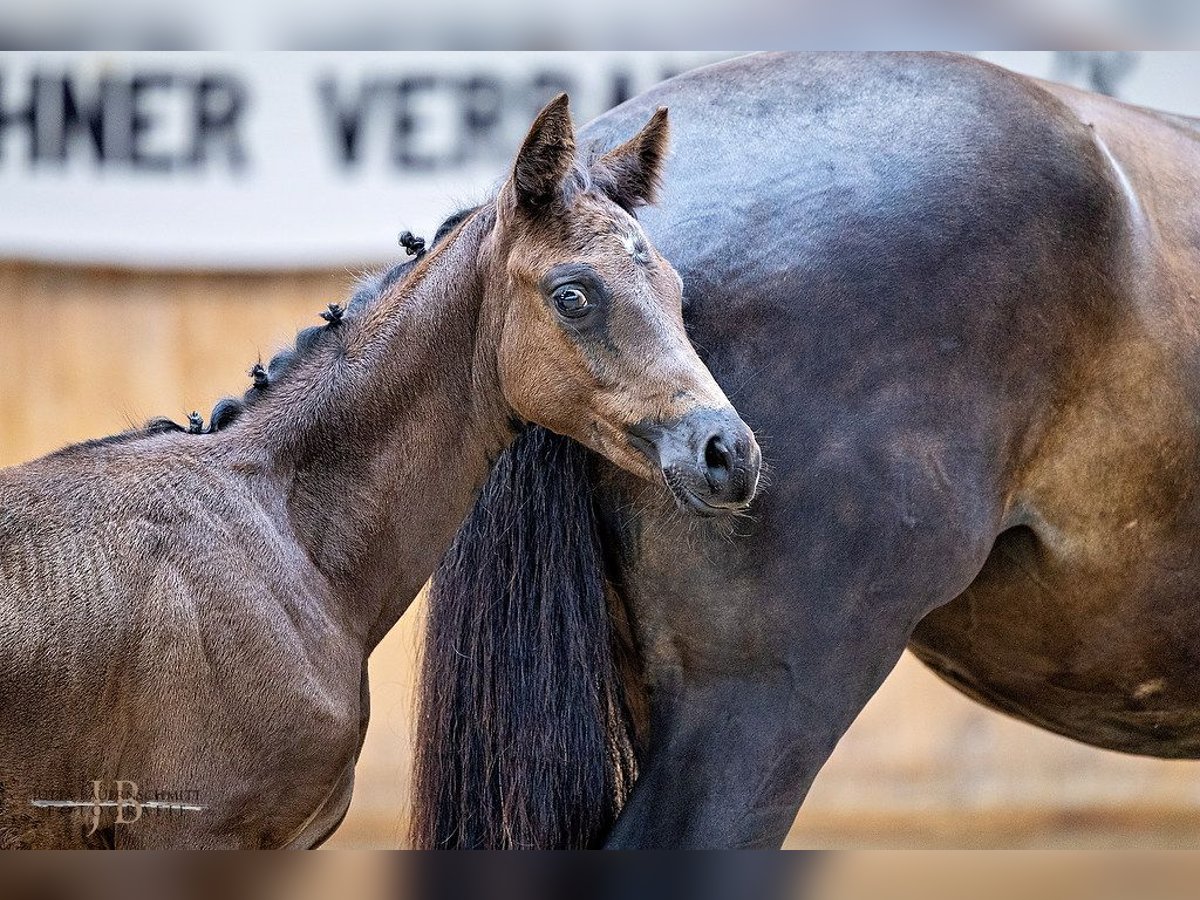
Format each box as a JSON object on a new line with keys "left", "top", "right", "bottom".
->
{"left": 482, "top": 95, "right": 760, "bottom": 515}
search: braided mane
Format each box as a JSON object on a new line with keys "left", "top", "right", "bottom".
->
{"left": 61, "top": 209, "right": 478, "bottom": 455}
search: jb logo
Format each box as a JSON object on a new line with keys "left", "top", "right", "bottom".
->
{"left": 88, "top": 779, "right": 142, "bottom": 835}
{"left": 31, "top": 780, "right": 205, "bottom": 833}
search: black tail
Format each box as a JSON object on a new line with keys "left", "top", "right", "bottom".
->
{"left": 411, "top": 426, "right": 640, "bottom": 849}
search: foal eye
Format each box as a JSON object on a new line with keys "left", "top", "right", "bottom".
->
{"left": 552, "top": 285, "right": 591, "bottom": 318}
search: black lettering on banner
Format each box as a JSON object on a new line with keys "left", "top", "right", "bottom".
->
{"left": 57, "top": 72, "right": 108, "bottom": 165}
{"left": 129, "top": 72, "right": 173, "bottom": 172}
{"left": 316, "top": 70, "right": 591, "bottom": 173}
{"left": 2, "top": 61, "right": 696, "bottom": 177}
{"left": 189, "top": 73, "right": 248, "bottom": 170}
{"left": 0, "top": 70, "right": 36, "bottom": 164}
{"left": 389, "top": 75, "right": 436, "bottom": 171}
{"left": 317, "top": 76, "right": 375, "bottom": 168}
{"left": 0, "top": 67, "right": 249, "bottom": 172}
{"left": 457, "top": 75, "right": 503, "bottom": 166}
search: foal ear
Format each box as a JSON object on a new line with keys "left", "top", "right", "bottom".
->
{"left": 510, "top": 93, "right": 576, "bottom": 212}
{"left": 592, "top": 107, "right": 670, "bottom": 210}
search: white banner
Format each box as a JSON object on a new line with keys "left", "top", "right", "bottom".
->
{"left": 1, "top": 52, "right": 1196, "bottom": 270}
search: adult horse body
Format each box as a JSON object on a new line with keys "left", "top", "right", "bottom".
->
{"left": 0, "top": 98, "right": 760, "bottom": 847}
{"left": 421, "top": 52, "right": 1200, "bottom": 848}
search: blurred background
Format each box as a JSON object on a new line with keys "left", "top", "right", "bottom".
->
{"left": 4, "top": 51, "right": 1200, "bottom": 849}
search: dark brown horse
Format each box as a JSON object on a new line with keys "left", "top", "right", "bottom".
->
{"left": 417, "top": 51, "right": 1200, "bottom": 848}
{"left": 0, "top": 95, "right": 760, "bottom": 848}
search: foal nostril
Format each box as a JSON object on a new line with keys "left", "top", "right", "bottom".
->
{"left": 636, "top": 409, "right": 759, "bottom": 514}
{"left": 703, "top": 432, "right": 736, "bottom": 490}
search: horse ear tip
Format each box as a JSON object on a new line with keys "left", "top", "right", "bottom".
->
{"left": 540, "top": 93, "right": 573, "bottom": 129}
{"left": 647, "top": 107, "right": 670, "bottom": 138}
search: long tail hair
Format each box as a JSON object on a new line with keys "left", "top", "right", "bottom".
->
{"left": 410, "top": 426, "right": 641, "bottom": 849}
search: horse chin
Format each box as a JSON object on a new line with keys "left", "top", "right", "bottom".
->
{"left": 664, "top": 472, "right": 740, "bottom": 519}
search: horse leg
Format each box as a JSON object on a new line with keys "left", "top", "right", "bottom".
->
{"left": 606, "top": 667, "right": 879, "bottom": 849}
{"left": 600, "top": 442, "right": 1003, "bottom": 848}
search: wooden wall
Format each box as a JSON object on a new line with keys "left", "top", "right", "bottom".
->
{"left": 4, "top": 261, "right": 1200, "bottom": 848}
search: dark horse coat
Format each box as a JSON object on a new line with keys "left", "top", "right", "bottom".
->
{"left": 416, "top": 51, "right": 1200, "bottom": 848}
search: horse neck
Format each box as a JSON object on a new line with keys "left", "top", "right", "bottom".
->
{"left": 238, "top": 208, "right": 514, "bottom": 649}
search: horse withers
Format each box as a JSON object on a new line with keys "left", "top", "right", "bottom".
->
{"left": 0, "top": 95, "right": 759, "bottom": 847}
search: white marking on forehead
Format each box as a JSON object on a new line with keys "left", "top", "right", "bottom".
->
{"left": 617, "top": 219, "right": 651, "bottom": 263}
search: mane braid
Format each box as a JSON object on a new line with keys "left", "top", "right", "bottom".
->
{"left": 54, "top": 208, "right": 480, "bottom": 457}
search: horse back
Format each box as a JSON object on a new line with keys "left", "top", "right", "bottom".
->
{"left": 582, "top": 51, "right": 1141, "bottom": 532}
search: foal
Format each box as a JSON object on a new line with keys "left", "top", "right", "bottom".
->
{"left": 0, "top": 95, "right": 760, "bottom": 848}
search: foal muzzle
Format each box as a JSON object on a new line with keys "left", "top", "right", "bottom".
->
{"left": 627, "top": 408, "right": 762, "bottom": 516}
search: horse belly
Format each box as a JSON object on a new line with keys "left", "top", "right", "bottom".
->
{"left": 911, "top": 379, "right": 1200, "bottom": 758}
